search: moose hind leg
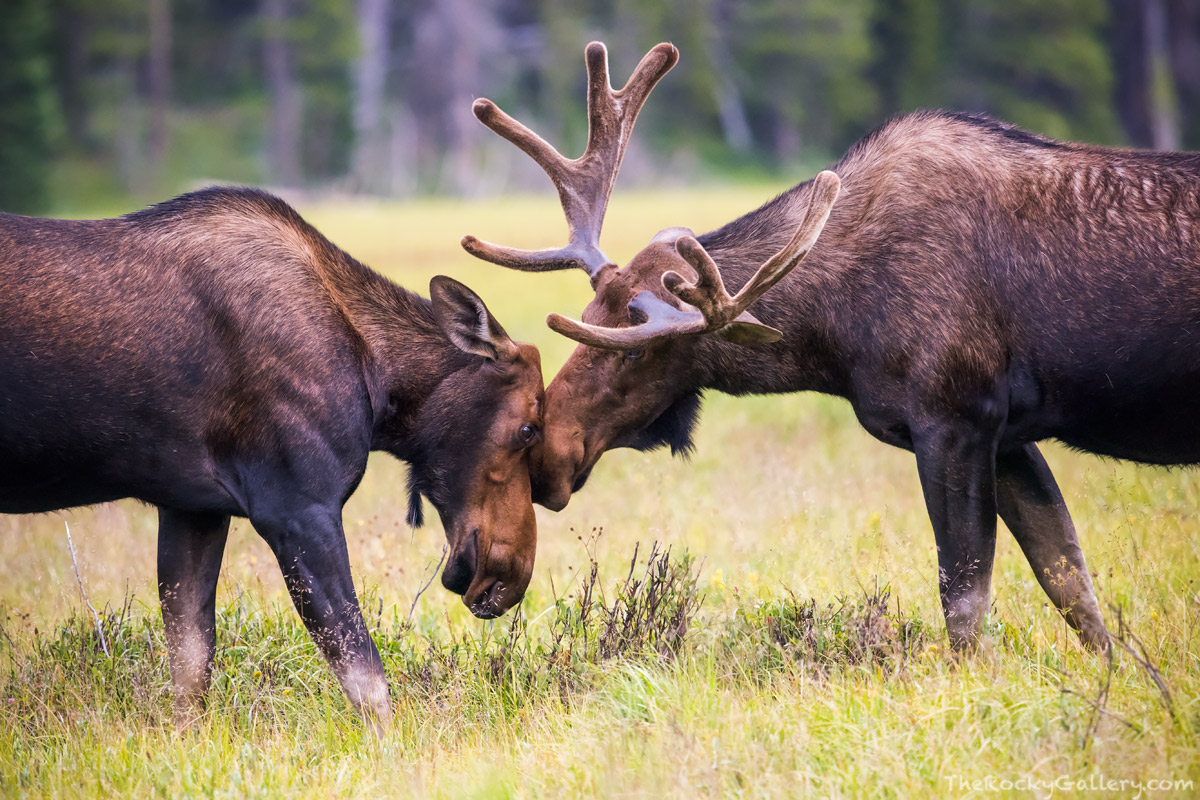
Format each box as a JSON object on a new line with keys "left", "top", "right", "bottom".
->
{"left": 157, "top": 508, "right": 230, "bottom": 726}
{"left": 996, "top": 444, "right": 1109, "bottom": 651}
{"left": 252, "top": 504, "right": 391, "bottom": 732}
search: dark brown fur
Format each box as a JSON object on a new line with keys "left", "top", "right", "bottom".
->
{"left": 536, "top": 110, "right": 1200, "bottom": 651}
{"left": 0, "top": 187, "right": 545, "bottom": 727}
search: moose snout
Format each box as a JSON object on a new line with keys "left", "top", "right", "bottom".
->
{"left": 532, "top": 476, "right": 571, "bottom": 512}
{"left": 442, "top": 528, "right": 479, "bottom": 595}
{"left": 442, "top": 524, "right": 534, "bottom": 618}
{"left": 534, "top": 458, "right": 593, "bottom": 511}
{"left": 531, "top": 432, "right": 586, "bottom": 511}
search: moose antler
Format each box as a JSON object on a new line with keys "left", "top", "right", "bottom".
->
{"left": 546, "top": 170, "right": 842, "bottom": 349}
{"left": 461, "top": 42, "right": 679, "bottom": 277}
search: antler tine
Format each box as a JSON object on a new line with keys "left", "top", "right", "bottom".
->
{"left": 731, "top": 170, "right": 841, "bottom": 308}
{"left": 459, "top": 235, "right": 601, "bottom": 273}
{"left": 547, "top": 291, "right": 707, "bottom": 350}
{"left": 582, "top": 42, "right": 617, "bottom": 152}
{"left": 668, "top": 170, "right": 841, "bottom": 324}
{"left": 614, "top": 44, "right": 681, "bottom": 108}
{"left": 461, "top": 97, "right": 592, "bottom": 272}
{"left": 663, "top": 240, "right": 736, "bottom": 324}
{"left": 583, "top": 42, "right": 679, "bottom": 159}
{"left": 462, "top": 41, "right": 679, "bottom": 278}
{"left": 471, "top": 98, "right": 569, "bottom": 179}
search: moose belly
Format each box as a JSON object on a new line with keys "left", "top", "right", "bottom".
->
{"left": 0, "top": 432, "right": 241, "bottom": 515}
{"left": 0, "top": 472, "right": 127, "bottom": 514}
{"left": 0, "top": 461, "right": 241, "bottom": 515}
{"left": 1043, "top": 374, "right": 1200, "bottom": 466}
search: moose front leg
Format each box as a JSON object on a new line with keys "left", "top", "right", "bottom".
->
{"left": 996, "top": 444, "right": 1109, "bottom": 650}
{"left": 913, "top": 420, "right": 1001, "bottom": 651}
{"left": 157, "top": 508, "right": 230, "bottom": 726}
{"left": 253, "top": 505, "right": 391, "bottom": 732}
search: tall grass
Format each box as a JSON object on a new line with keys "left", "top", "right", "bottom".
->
{"left": 3, "top": 187, "right": 1199, "bottom": 797}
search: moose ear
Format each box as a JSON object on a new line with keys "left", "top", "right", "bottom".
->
{"left": 714, "top": 310, "right": 783, "bottom": 346}
{"left": 430, "top": 276, "right": 518, "bottom": 361}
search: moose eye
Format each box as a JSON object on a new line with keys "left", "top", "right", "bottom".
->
{"left": 624, "top": 349, "right": 645, "bottom": 361}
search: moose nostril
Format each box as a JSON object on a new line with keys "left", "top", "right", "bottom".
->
{"left": 441, "top": 528, "right": 480, "bottom": 596}
{"left": 571, "top": 464, "right": 594, "bottom": 493}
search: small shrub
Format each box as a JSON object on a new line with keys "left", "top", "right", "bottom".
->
{"left": 730, "top": 584, "right": 930, "bottom": 678}
{"left": 372, "top": 538, "right": 706, "bottom": 709}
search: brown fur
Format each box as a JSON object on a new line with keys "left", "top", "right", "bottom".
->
{"left": 531, "top": 109, "right": 1200, "bottom": 652}
{"left": 0, "top": 187, "right": 545, "bottom": 725}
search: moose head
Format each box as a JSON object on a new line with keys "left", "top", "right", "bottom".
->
{"left": 461, "top": 42, "right": 839, "bottom": 511}
{"left": 408, "top": 276, "right": 544, "bottom": 616}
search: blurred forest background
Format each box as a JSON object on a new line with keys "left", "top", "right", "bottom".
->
{"left": 2, "top": 0, "right": 1200, "bottom": 214}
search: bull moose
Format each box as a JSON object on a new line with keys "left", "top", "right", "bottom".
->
{"left": 0, "top": 187, "right": 545, "bottom": 727}
{"left": 464, "top": 41, "right": 1200, "bottom": 652}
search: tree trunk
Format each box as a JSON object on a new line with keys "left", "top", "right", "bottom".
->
{"left": 710, "top": 0, "right": 752, "bottom": 154}
{"left": 388, "top": 104, "right": 416, "bottom": 197}
{"left": 1144, "top": 0, "right": 1179, "bottom": 150}
{"left": 148, "top": 0, "right": 171, "bottom": 174}
{"left": 1110, "top": 0, "right": 1154, "bottom": 147}
{"left": 116, "top": 55, "right": 144, "bottom": 194}
{"left": 263, "top": 0, "right": 301, "bottom": 186}
{"left": 351, "top": 0, "right": 390, "bottom": 193}
{"left": 1166, "top": 0, "right": 1200, "bottom": 148}
{"left": 771, "top": 77, "right": 800, "bottom": 164}
{"left": 412, "top": 0, "right": 495, "bottom": 196}
{"left": 442, "top": 0, "right": 483, "bottom": 196}
{"left": 53, "top": 0, "right": 92, "bottom": 152}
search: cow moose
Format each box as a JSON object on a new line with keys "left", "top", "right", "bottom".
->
{"left": 464, "top": 41, "right": 1200, "bottom": 653}
{"left": 0, "top": 187, "right": 545, "bottom": 727}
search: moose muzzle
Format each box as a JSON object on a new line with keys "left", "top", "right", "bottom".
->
{"left": 442, "top": 504, "right": 536, "bottom": 619}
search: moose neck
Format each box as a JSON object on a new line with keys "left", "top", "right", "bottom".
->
{"left": 320, "top": 250, "right": 473, "bottom": 458}
{"left": 691, "top": 178, "right": 850, "bottom": 399}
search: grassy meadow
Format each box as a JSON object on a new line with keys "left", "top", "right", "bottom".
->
{"left": 2, "top": 185, "right": 1199, "bottom": 798}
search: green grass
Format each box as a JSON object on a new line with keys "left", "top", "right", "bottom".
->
{"left": 3, "top": 186, "right": 1200, "bottom": 798}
